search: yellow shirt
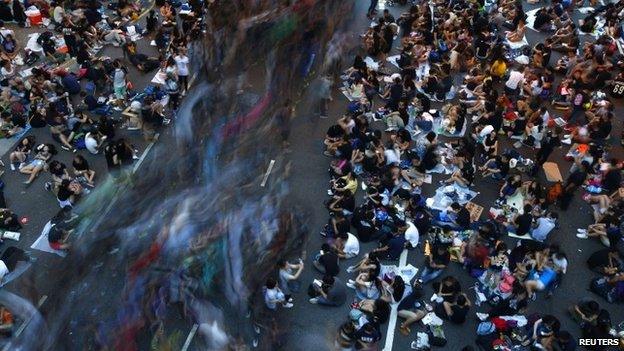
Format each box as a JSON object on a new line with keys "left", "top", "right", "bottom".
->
{"left": 341, "top": 176, "right": 358, "bottom": 195}
{"left": 491, "top": 60, "right": 507, "bottom": 77}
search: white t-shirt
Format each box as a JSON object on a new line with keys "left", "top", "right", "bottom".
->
{"left": 0, "top": 28, "right": 14, "bottom": 38}
{"left": 404, "top": 221, "right": 419, "bottom": 247}
{"left": 384, "top": 148, "right": 400, "bottom": 165}
{"left": 505, "top": 71, "right": 524, "bottom": 90}
{"left": 0, "top": 260, "right": 8, "bottom": 282}
{"left": 344, "top": 233, "right": 360, "bottom": 258}
{"left": 85, "top": 133, "right": 99, "bottom": 154}
{"left": 113, "top": 68, "right": 126, "bottom": 89}
{"left": 552, "top": 256, "right": 568, "bottom": 274}
{"left": 264, "top": 287, "right": 283, "bottom": 310}
{"left": 174, "top": 55, "right": 190, "bottom": 76}
{"left": 53, "top": 6, "right": 65, "bottom": 24}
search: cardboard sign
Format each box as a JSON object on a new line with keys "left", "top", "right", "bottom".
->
{"left": 465, "top": 201, "right": 484, "bottom": 222}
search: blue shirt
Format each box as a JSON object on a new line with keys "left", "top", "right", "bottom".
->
{"left": 531, "top": 217, "right": 555, "bottom": 241}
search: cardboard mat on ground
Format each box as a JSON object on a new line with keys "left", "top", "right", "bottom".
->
{"left": 542, "top": 162, "right": 563, "bottom": 182}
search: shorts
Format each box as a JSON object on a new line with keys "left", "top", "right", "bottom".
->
{"left": 535, "top": 280, "right": 546, "bottom": 290}
{"left": 58, "top": 198, "right": 73, "bottom": 208}
{"left": 30, "top": 159, "right": 45, "bottom": 168}
{"left": 114, "top": 86, "right": 127, "bottom": 99}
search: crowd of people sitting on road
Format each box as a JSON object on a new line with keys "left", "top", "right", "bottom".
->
{"left": 0, "top": 0, "right": 203, "bottom": 337}
{"left": 264, "top": 0, "right": 624, "bottom": 349}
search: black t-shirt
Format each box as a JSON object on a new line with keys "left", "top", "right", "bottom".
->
{"left": 515, "top": 213, "right": 533, "bottom": 235}
{"left": 421, "top": 145, "right": 438, "bottom": 171}
{"left": 498, "top": 160, "right": 510, "bottom": 177}
{"left": 355, "top": 323, "right": 381, "bottom": 347}
{"left": 320, "top": 251, "right": 340, "bottom": 276}
{"left": 586, "top": 249, "right": 611, "bottom": 270}
{"left": 386, "top": 235, "right": 406, "bottom": 260}
{"left": 73, "top": 159, "right": 89, "bottom": 172}
{"left": 610, "top": 81, "right": 624, "bottom": 98}
{"left": 57, "top": 185, "right": 72, "bottom": 202}
{"left": 475, "top": 37, "right": 489, "bottom": 58}
{"left": 50, "top": 164, "right": 66, "bottom": 178}
{"left": 335, "top": 218, "right": 350, "bottom": 236}
{"left": 48, "top": 225, "right": 63, "bottom": 244}
{"left": 602, "top": 169, "right": 621, "bottom": 193}
{"left": 533, "top": 11, "right": 550, "bottom": 29}
{"left": 461, "top": 163, "right": 475, "bottom": 184}
{"left": 450, "top": 304, "right": 469, "bottom": 324}
{"left": 456, "top": 207, "right": 471, "bottom": 229}
{"left": 567, "top": 169, "right": 587, "bottom": 187}
{"left": 389, "top": 83, "right": 403, "bottom": 101}
{"left": 431, "top": 247, "right": 451, "bottom": 267}
{"left": 327, "top": 125, "right": 344, "bottom": 139}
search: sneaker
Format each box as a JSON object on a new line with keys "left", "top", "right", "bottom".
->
{"left": 309, "top": 298, "right": 319, "bottom": 304}
{"left": 252, "top": 339, "right": 259, "bottom": 348}
{"left": 61, "top": 145, "right": 70, "bottom": 151}
{"left": 127, "top": 126, "right": 141, "bottom": 131}
{"left": 112, "top": 106, "right": 123, "bottom": 111}
{"left": 283, "top": 302, "right": 294, "bottom": 308}
{"left": 287, "top": 297, "right": 293, "bottom": 303}
{"left": 576, "top": 233, "right": 589, "bottom": 239}
{"left": 476, "top": 312, "right": 489, "bottom": 321}
{"left": 44, "top": 182, "right": 52, "bottom": 192}
{"left": 10, "top": 164, "right": 15, "bottom": 171}
{"left": 18, "top": 162, "right": 25, "bottom": 169}
{"left": 410, "top": 341, "right": 420, "bottom": 350}
{"left": 346, "top": 266, "right": 356, "bottom": 273}
{"left": 327, "top": 189, "right": 333, "bottom": 196}
{"left": 320, "top": 231, "right": 327, "bottom": 237}
{"left": 346, "top": 281, "right": 356, "bottom": 289}
{"left": 253, "top": 324, "right": 261, "bottom": 334}
{"left": 577, "top": 228, "right": 587, "bottom": 233}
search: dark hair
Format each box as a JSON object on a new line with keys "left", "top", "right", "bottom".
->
{"left": 456, "top": 294, "right": 467, "bottom": 305}
{"left": 586, "top": 300, "right": 599, "bottom": 313}
{"left": 265, "top": 277, "right": 277, "bottom": 289}
{"left": 321, "top": 243, "right": 331, "bottom": 252}
{"left": 426, "top": 131, "right": 436, "bottom": 142}
{"left": 322, "top": 275, "right": 334, "bottom": 285}
{"left": 277, "top": 259, "right": 286, "bottom": 268}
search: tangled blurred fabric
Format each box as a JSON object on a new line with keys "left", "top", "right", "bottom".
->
{"left": 8, "top": 1, "right": 356, "bottom": 350}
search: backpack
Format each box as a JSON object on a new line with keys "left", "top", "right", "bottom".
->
{"left": 427, "top": 325, "right": 447, "bottom": 347}
{"left": 546, "top": 182, "right": 563, "bottom": 204}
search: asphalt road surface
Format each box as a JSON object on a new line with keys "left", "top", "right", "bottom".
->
{"left": 279, "top": 1, "right": 624, "bottom": 351}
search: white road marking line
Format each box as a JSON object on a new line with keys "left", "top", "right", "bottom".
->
{"left": 189, "top": 73, "right": 198, "bottom": 88}
{"left": 260, "top": 160, "right": 276, "bottom": 187}
{"left": 181, "top": 324, "right": 199, "bottom": 351}
{"left": 383, "top": 249, "right": 408, "bottom": 351}
{"left": 132, "top": 134, "right": 159, "bottom": 174}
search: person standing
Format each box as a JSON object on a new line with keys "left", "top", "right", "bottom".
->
{"left": 264, "top": 277, "right": 293, "bottom": 310}
{"left": 112, "top": 60, "right": 128, "bottom": 110}
{"left": 275, "top": 100, "right": 294, "bottom": 150}
{"left": 278, "top": 259, "right": 304, "bottom": 303}
{"left": 319, "top": 75, "right": 333, "bottom": 119}
{"left": 367, "top": 0, "right": 379, "bottom": 19}
{"left": 174, "top": 48, "right": 191, "bottom": 94}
